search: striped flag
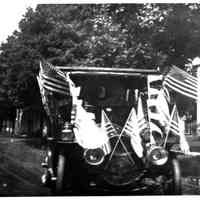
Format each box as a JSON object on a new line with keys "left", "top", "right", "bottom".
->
{"left": 102, "top": 110, "right": 137, "bottom": 160}
{"left": 167, "top": 104, "right": 180, "bottom": 136}
{"left": 123, "top": 108, "right": 139, "bottom": 136}
{"left": 137, "top": 95, "right": 149, "bottom": 133}
{"left": 37, "top": 76, "right": 51, "bottom": 116}
{"left": 166, "top": 104, "right": 190, "bottom": 153}
{"left": 101, "top": 110, "right": 117, "bottom": 137}
{"left": 163, "top": 66, "right": 197, "bottom": 100}
{"left": 122, "top": 107, "right": 143, "bottom": 158}
{"left": 39, "top": 61, "right": 70, "bottom": 96}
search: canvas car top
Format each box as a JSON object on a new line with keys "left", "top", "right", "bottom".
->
{"left": 56, "top": 66, "right": 160, "bottom": 76}
{"left": 56, "top": 66, "right": 160, "bottom": 105}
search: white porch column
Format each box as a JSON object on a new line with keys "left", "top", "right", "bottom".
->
{"left": 197, "top": 66, "right": 200, "bottom": 136}
{"left": 192, "top": 57, "right": 200, "bottom": 136}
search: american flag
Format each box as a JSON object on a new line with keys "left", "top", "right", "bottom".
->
{"left": 122, "top": 107, "right": 143, "bottom": 158}
{"left": 101, "top": 110, "right": 117, "bottom": 137}
{"left": 167, "top": 104, "right": 180, "bottom": 136}
{"left": 39, "top": 61, "right": 70, "bottom": 96}
{"left": 36, "top": 76, "right": 51, "bottom": 117}
{"left": 123, "top": 108, "right": 138, "bottom": 136}
{"left": 165, "top": 104, "right": 190, "bottom": 152}
{"left": 163, "top": 66, "right": 197, "bottom": 100}
{"left": 101, "top": 110, "right": 134, "bottom": 158}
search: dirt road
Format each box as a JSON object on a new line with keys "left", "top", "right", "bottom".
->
{"left": 0, "top": 135, "right": 199, "bottom": 196}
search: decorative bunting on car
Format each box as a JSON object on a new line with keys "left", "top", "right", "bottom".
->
{"left": 66, "top": 72, "right": 111, "bottom": 154}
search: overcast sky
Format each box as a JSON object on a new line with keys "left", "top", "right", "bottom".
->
{"left": 0, "top": 1, "right": 38, "bottom": 44}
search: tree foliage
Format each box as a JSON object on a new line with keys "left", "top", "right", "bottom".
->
{"left": 1, "top": 4, "right": 200, "bottom": 110}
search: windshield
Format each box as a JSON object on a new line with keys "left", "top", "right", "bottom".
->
{"left": 76, "top": 76, "right": 148, "bottom": 127}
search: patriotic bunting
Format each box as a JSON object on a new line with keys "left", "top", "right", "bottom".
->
{"left": 65, "top": 72, "right": 111, "bottom": 154}
{"left": 73, "top": 103, "right": 110, "bottom": 152}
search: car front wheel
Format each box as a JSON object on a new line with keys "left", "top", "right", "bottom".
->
{"left": 164, "top": 158, "right": 182, "bottom": 195}
{"left": 56, "top": 153, "right": 69, "bottom": 194}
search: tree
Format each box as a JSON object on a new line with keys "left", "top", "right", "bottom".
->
{"left": 1, "top": 4, "right": 200, "bottom": 109}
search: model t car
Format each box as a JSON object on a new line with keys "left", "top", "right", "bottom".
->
{"left": 37, "top": 62, "right": 182, "bottom": 195}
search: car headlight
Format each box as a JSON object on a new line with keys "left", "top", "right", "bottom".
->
{"left": 147, "top": 146, "right": 168, "bottom": 166}
{"left": 84, "top": 148, "right": 105, "bottom": 166}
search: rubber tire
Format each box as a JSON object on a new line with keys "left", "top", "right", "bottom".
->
{"left": 165, "top": 159, "right": 182, "bottom": 195}
{"left": 56, "top": 154, "right": 66, "bottom": 194}
{"left": 171, "top": 159, "right": 182, "bottom": 195}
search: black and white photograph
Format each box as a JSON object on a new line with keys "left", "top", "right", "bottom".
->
{"left": 0, "top": 1, "right": 200, "bottom": 196}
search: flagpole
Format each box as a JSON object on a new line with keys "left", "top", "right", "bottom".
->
{"left": 108, "top": 108, "right": 132, "bottom": 160}
{"left": 105, "top": 108, "right": 135, "bottom": 164}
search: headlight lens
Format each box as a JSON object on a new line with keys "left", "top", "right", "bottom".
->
{"left": 84, "top": 148, "right": 105, "bottom": 165}
{"left": 148, "top": 146, "right": 168, "bottom": 166}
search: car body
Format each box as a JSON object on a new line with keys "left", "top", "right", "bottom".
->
{"left": 39, "top": 66, "right": 181, "bottom": 195}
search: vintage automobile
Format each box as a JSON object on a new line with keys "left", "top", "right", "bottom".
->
{"left": 39, "top": 66, "right": 182, "bottom": 195}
